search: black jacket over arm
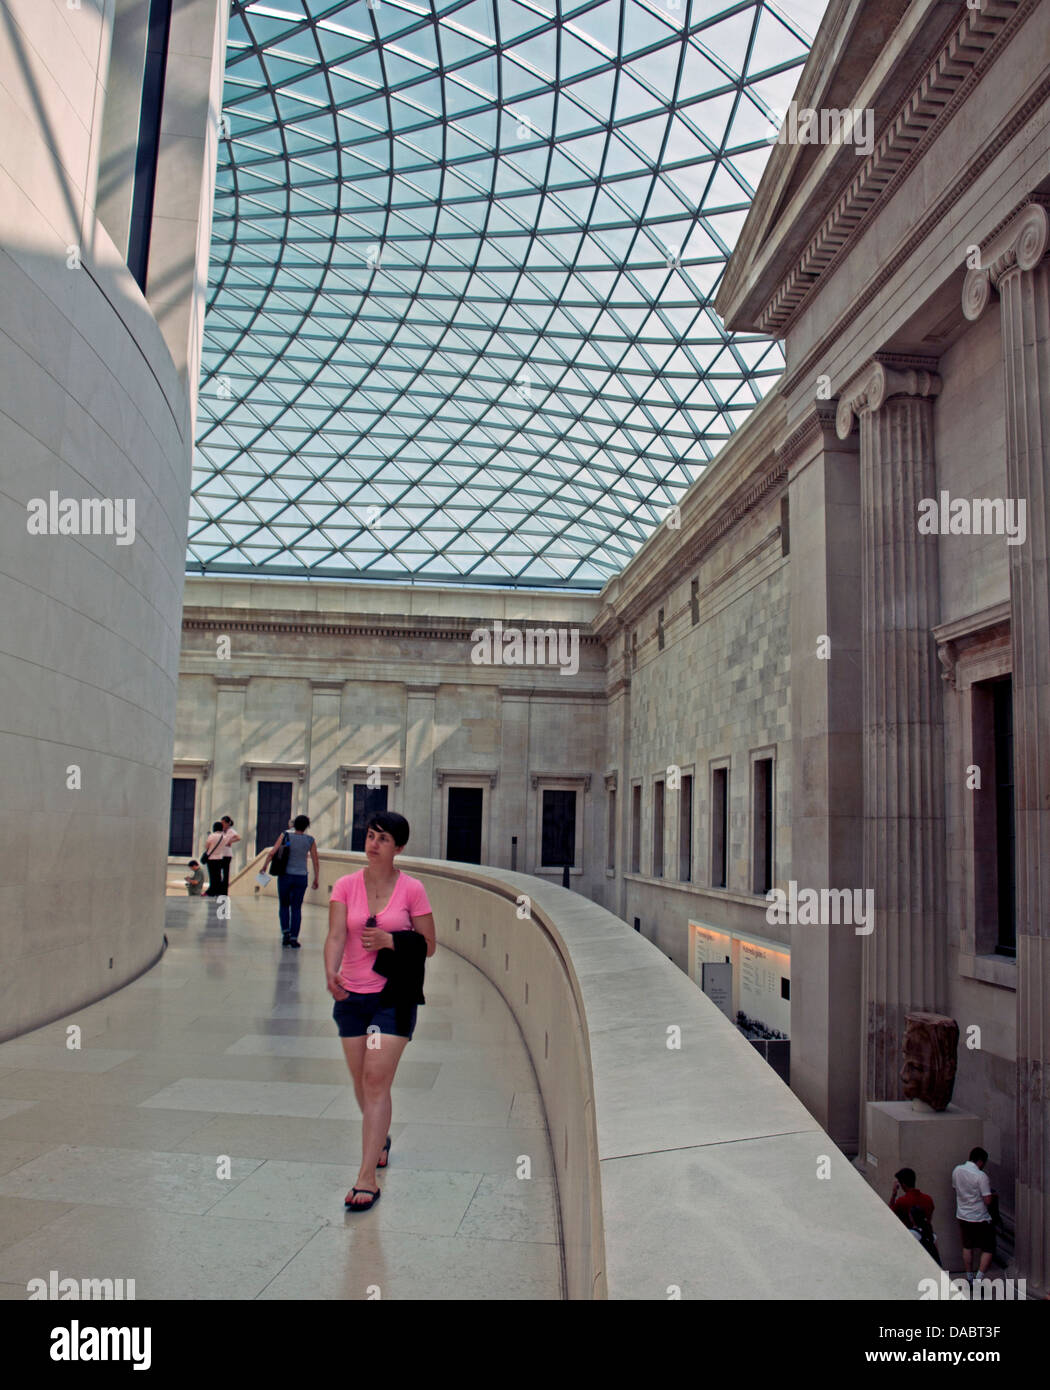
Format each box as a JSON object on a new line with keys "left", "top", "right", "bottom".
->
{"left": 373, "top": 930, "right": 427, "bottom": 1037}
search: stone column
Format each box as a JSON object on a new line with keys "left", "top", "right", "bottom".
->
{"left": 782, "top": 403, "right": 863, "bottom": 1149}
{"left": 837, "top": 361, "right": 948, "bottom": 1119}
{"left": 498, "top": 688, "right": 531, "bottom": 869}
{"left": 210, "top": 676, "right": 249, "bottom": 875}
{"left": 307, "top": 681, "right": 344, "bottom": 852}
{"left": 963, "top": 196, "right": 1050, "bottom": 1292}
{"left": 402, "top": 685, "right": 438, "bottom": 857}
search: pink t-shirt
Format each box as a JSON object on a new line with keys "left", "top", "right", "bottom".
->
{"left": 330, "top": 870, "right": 432, "bottom": 994}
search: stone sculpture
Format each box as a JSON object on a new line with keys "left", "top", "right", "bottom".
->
{"left": 900, "top": 1011, "right": 959, "bottom": 1112}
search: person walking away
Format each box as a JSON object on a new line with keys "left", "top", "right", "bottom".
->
{"left": 184, "top": 861, "right": 204, "bottom": 896}
{"left": 217, "top": 816, "right": 240, "bottom": 895}
{"left": 952, "top": 1146, "right": 995, "bottom": 1292}
{"left": 202, "top": 822, "right": 225, "bottom": 896}
{"left": 890, "top": 1167, "right": 934, "bottom": 1227}
{"left": 264, "top": 815, "right": 319, "bottom": 947}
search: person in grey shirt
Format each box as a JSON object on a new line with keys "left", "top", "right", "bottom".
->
{"left": 264, "top": 814, "right": 319, "bottom": 948}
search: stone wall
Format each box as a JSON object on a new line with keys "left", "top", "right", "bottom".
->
{"left": 0, "top": 0, "right": 226, "bottom": 1039}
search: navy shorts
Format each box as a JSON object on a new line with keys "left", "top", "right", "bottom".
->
{"left": 332, "top": 990, "right": 417, "bottom": 1040}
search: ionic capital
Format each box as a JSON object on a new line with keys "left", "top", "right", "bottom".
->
{"left": 962, "top": 197, "right": 1050, "bottom": 322}
{"left": 835, "top": 361, "right": 942, "bottom": 439}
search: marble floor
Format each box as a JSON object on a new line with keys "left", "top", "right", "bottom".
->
{"left": 0, "top": 896, "right": 563, "bottom": 1299}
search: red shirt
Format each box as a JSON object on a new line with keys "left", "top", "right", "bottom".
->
{"left": 892, "top": 1189, "right": 934, "bottom": 1227}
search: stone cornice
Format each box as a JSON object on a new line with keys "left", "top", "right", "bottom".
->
{"left": 339, "top": 764, "right": 402, "bottom": 787}
{"left": 173, "top": 758, "right": 211, "bottom": 780}
{"left": 531, "top": 771, "right": 591, "bottom": 791}
{"left": 835, "top": 359, "right": 942, "bottom": 438}
{"left": 243, "top": 762, "right": 307, "bottom": 783}
{"left": 962, "top": 196, "right": 1050, "bottom": 321}
{"left": 775, "top": 403, "right": 842, "bottom": 469}
{"left": 932, "top": 601, "right": 1011, "bottom": 689}
{"left": 182, "top": 608, "right": 601, "bottom": 645}
{"left": 611, "top": 452, "right": 788, "bottom": 633}
{"left": 728, "top": 0, "right": 1028, "bottom": 336}
{"left": 435, "top": 768, "right": 498, "bottom": 788}
{"left": 781, "top": 67, "right": 1050, "bottom": 399}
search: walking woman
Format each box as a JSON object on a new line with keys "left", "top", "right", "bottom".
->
{"left": 263, "top": 814, "right": 319, "bottom": 947}
{"left": 203, "top": 822, "right": 225, "bottom": 897}
{"left": 325, "top": 811, "right": 435, "bottom": 1211}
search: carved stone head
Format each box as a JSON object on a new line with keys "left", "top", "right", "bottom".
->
{"left": 900, "top": 1012, "right": 959, "bottom": 1112}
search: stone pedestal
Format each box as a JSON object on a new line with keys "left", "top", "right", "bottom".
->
{"left": 865, "top": 1101, "right": 984, "bottom": 1271}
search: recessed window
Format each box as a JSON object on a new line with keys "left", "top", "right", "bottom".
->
{"left": 631, "top": 784, "right": 641, "bottom": 873}
{"left": 679, "top": 773, "right": 693, "bottom": 881}
{"left": 973, "top": 677, "right": 1015, "bottom": 956}
{"left": 653, "top": 779, "right": 664, "bottom": 877}
{"left": 711, "top": 765, "right": 729, "bottom": 889}
{"left": 607, "top": 787, "right": 616, "bottom": 871}
{"left": 752, "top": 756, "right": 773, "bottom": 895}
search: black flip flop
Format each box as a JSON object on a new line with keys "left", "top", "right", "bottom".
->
{"left": 377, "top": 1135, "right": 391, "bottom": 1168}
{"left": 345, "top": 1187, "right": 381, "bottom": 1212}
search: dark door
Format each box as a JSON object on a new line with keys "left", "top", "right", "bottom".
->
{"left": 351, "top": 784, "right": 389, "bottom": 851}
{"left": 447, "top": 786, "right": 483, "bottom": 863}
{"left": 256, "top": 781, "right": 292, "bottom": 853}
{"left": 169, "top": 778, "right": 195, "bottom": 856}
{"left": 541, "top": 789, "right": 576, "bottom": 867}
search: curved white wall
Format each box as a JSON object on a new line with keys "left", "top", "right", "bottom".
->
{"left": 0, "top": 0, "right": 226, "bottom": 1037}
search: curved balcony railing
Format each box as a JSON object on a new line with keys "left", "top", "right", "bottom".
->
{"left": 231, "top": 850, "right": 936, "bottom": 1299}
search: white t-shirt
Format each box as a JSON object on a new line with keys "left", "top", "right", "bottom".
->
{"left": 952, "top": 1160, "right": 991, "bottom": 1222}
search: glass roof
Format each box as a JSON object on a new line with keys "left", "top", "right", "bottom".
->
{"left": 192, "top": 0, "right": 825, "bottom": 589}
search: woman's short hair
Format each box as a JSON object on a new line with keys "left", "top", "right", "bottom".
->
{"left": 212, "top": 821, "right": 224, "bottom": 832}
{"left": 293, "top": 814, "right": 310, "bottom": 832}
{"left": 366, "top": 810, "right": 410, "bottom": 848}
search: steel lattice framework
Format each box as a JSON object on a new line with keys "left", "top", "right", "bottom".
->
{"left": 193, "top": 0, "right": 823, "bottom": 588}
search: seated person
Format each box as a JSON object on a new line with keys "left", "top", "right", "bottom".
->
{"left": 184, "top": 860, "right": 205, "bottom": 896}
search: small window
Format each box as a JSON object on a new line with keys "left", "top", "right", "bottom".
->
{"left": 690, "top": 578, "right": 699, "bottom": 625}
{"left": 607, "top": 787, "right": 617, "bottom": 871}
{"left": 631, "top": 784, "right": 641, "bottom": 873}
{"left": 657, "top": 608, "right": 665, "bottom": 651}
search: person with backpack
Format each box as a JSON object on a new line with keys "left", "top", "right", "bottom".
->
{"left": 263, "top": 814, "right": 319, "bottom": 947}
{"left": 890, "top": 1168, "right": 941, "bottom": 1264}
{"left": 201, "top": 822, "right": 225, "bottom": 897}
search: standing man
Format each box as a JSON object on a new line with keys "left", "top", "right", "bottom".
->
{"left": 218, "top": 816, "right": 241, "bottom": 896}
{"left": 951, "top": 1146, "right": 995, "bottom": 1292}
